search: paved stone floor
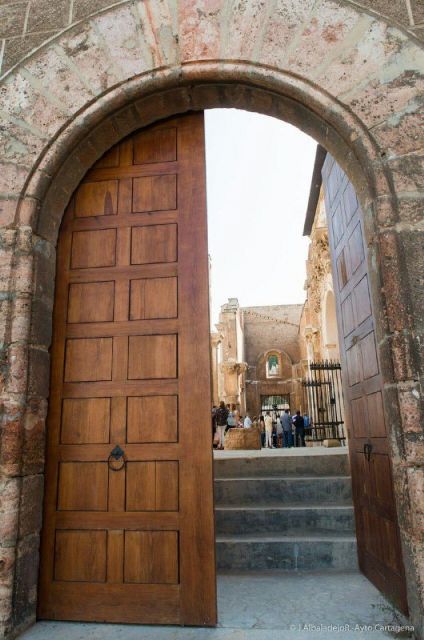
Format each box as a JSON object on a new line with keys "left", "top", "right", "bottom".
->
{"left": 21, "top": 572, "right": 413, "bottom": 639}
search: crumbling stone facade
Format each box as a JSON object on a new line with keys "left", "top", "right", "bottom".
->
{"left": 0, "top": 1, "right": 423, "bottom": 638}
{"left": 242, "top": 304, "right": 305, "bottom": 417}
{"left": 211, "top": 299, "right": 304, "bottom": 418}
{"left": 300, "top": 182, "right": 341, "bottom": 365}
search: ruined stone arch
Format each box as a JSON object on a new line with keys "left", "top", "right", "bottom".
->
{"left": 321, "top": 275, "right": 339, "bottom": 360}
{"left": 1, "top": 2, "right": 423, "bottom": 637}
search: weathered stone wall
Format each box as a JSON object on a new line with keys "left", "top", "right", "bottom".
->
{"left": 242, "top": 305, "right": 304, "bottom": 416}
{"left": 1, "top": 0, "right": 424, "bottom": 78}
{"left": 0, "top": 1, "right": 423, "bottom": 638}
{"left": 243, "top": 305, "right": 303, "bottom": 367}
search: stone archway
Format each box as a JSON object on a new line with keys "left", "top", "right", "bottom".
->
{"left": 322, "top": 285, "right": 339, "bottom": 360}
{"left": 0, "top": 3, "right": 423, "bottom": 638}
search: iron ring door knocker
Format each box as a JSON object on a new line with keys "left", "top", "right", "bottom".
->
{"left": 108, "top": 445, "right": 126, "bottom": 471}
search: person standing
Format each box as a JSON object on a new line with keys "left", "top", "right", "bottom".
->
{"left": 293, "top": 410, "right": 306, "bottom": 447}
{"left": 244, "top": 413, "right": 252, "bottom": 428}
{"left": 259, "top": 415, "right": 265, "bottom": 448}
{"left": 303, "top": 413, "right": 311, "bottom": 442}
{"left": 264, "top": 412, "right": 273, "bottom": 449}
{"left": 281, "top": 409, "right": 292, "bottom": 448}
{"left": 215, "top": 401, "right": 229, "bottom": 450}
{"left": 276, "top": 414, "right": 283, "bottom": 448}
{"left": 226, "top": 404, "right": 237, "bottom": 431}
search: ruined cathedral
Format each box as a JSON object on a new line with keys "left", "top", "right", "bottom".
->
{"left": 211, "top": 146, "right": 341, "bottom": 422}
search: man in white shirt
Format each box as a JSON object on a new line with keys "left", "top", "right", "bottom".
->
{"left": 244, "top": 414, "right": 252, "bottom": 428}
{"left": 264, "top": 412, "right": 273, "bottom": 448}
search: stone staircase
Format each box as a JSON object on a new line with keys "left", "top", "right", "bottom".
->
{"left": 214, "top": 452, "right": 358, "bottom": 572}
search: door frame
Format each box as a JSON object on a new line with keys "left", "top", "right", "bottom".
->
{"left": 22, "top": 74, "right": 417, "bottom": 628}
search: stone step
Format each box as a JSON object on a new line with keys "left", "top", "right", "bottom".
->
{"left": 214, "top": 452, "right": 350, "bottom": 479}
{"left": 215, "top": 504, "right": 355, "bottom": 535}
{"left": 216, "top": 534, "right": 358, "bottom": 572}
{"left": 214, "top": 476, "right": 352, "bottom": 506}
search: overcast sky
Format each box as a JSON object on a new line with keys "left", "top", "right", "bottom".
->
{"left": 205, "top": 109, "right": 317, "bottom": 326}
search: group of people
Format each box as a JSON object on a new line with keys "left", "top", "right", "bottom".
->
{"left": 262, "top": 409, "right": 309, "bottom": 449}
{"left": 212, "top": 401, "right": 310, "bottom": 450}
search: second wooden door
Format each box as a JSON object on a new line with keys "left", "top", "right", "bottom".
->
{"left": 323, "top": 154, "right": 408, "bottom": 613}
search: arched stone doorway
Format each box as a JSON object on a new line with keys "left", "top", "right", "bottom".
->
{"left": 0, "top": 3, "right": 423, "bottom": 637}
{"left": 322, "top": 287, "right": 339, "bottom": 360}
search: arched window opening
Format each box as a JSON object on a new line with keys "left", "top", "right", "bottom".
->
{"left": 266, "top": 353, "right": 281, "bottom": 378}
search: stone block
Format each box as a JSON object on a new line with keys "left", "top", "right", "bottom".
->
{"left": 17, "top": 197, "right": 39, "bottom": 229}
{"left": 406, "top": 467, "right": 424, "bottom": 536}
{"left": 0, "top": 198, "right": 18, "bottom": 227}
{"left": 84, "top": 117, "right": 122, "bottom": 160}
{"left": 30, "top": 298, "right": 52, "bottom": 350}
{"left": 73, "top": 0, "right": 116, "bottom": 21}
{"left": 2, "top": 31, "right": 58, "bottom": 75}
{"left": 27, "top": 0, "right": 70, "bottom": 32}
{"left": 37, "top": 184, "right": 70, "bottom": 243}
{"left": 59, "top": 22, "right": 121, "bottom": 96}
{"left": 6, "top": 342, "right": 28, "bottom": 395}
{"left": 388, "top": 331, "right": 419, "bottom": 382}
{"left": 0, "top": 476, "right": 20, "bottom": 545}
{"left": 112, "top": 104, "right": 143, "bottom": 141}
{"left": 22, "top": 397, "right": 47, "bottom": 476}
{"left": 28, "top": 347, "right": 50, "bottom": 398}
{"left": 0, "top": 3, "right": 27, "bottom": 39}
{"left": 0, "top": 401, "right": 23, "bottom": 476}
{"left": 411, "top": 0, "right": 424, "bottom": 24}
{"left": 372, "top": 109, "right": 424, "bottom": 158}
{"left": 355, "top": 0, "right": 410, "bottom": 26}
{"left": 0, "top": 162, "right": 29, "bottom": 197}
{"left": 178, "top": 0, "right": 224, "bottom": 62}
{"left": 24, "top": 45, "right": 95, "bottom": 118}
{"left": 93, "top": 5, "right": 161, "bottom": 81}
{"left": 378, "top": 230, "right": 411, "bottom": 333}
{"left": 18, "top": 475, "right": 43, "bottom": 539}
{"left": 133, "top": 88, "right": 191, "bottom": 126}
{"left": 0, "top": 545, "right": 15, "bottom": 593}
{"left": 134, "top": 0, "right": 178, "bottom": 67}
{"left": 32, "top": 237, "right": 56, "bottom": 306}
{"left": 389, "top": 154, "right": 424, "bottom": 193}
{"left": 12, "top": 534, "right": 39, "bottom": 628}
{"left": 399, "top": 230, "right": 424, "bottom": 347}
{"left": 345, "top": 58, "right": 424, "bottom": 131}
{"left": 403, "top": 436, "right": 424, "bottom": 468}
{"left": 397, "top": 383, "right": 423, "bottom": 435}
{"left": 397, "top": 196, "right": 424, "bottom": 226}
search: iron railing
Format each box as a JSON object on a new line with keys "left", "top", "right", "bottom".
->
{"left": 302, "top": 360, "right": 346, "bottom": 446}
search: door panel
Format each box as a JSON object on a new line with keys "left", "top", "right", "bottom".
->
{"left": 38, "top": 113, "right": 217, "bottom": 626}
{"left": 323, "top": 155, "right": 408, "bottom": 613}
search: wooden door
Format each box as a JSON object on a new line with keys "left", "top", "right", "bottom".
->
{"left": 38, "top": 113, "right": 217, "bottom": 625}
{"left": 323, "top": 155, "right": 408, "bottom": 612}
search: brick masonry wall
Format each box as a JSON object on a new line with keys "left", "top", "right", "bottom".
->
{"left": 0, "top": 1, "right": 423, "bottom": 638}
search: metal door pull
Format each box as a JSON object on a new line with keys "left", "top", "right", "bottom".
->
{"left": 108, "top": 445, "right": 126, "bottom": 471}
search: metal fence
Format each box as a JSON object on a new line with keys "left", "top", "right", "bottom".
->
{"left": 302, "top": 360, "right": 346, "bottom": 446}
